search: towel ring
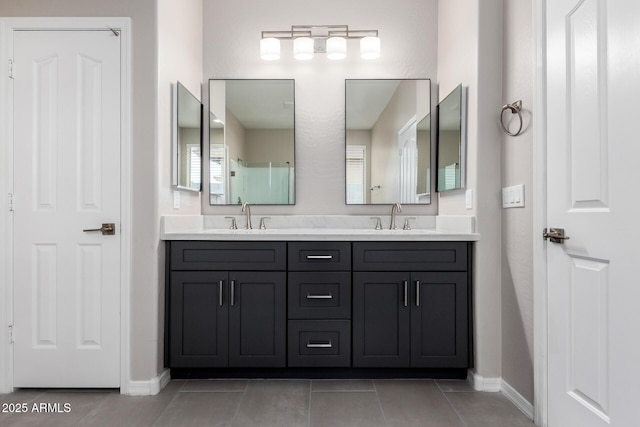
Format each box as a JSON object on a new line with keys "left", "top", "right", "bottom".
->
{"left": 500, "top": 100, "right": 523, "bottom": 136}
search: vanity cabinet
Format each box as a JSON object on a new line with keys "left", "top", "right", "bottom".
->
{"left": 166, "top": 239, "right": 473, "bottom": 374}
{"left": 168, "top": 242, "right": 286, "bottom": 368}
{"left": 352, "top": 242, "right": 470, "bottom": 368}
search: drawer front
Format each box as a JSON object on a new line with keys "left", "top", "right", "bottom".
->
{"left": 353, "top": 242, "right": 468, "bottom": 272}
{"left": 170, "top": 241, "right": 286, "bottom": 271}
{"left": 288, "top": 242, "right": 351, "bottom": 271}
{"left": 288, "top": 272, "right": 351, "bottom": 319}
{"left": 287, "top": 320, "right": 351, "bottom": 367}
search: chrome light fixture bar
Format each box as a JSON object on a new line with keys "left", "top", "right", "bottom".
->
{"left": 260, "top": 25, "right": 380, "bottom": 61}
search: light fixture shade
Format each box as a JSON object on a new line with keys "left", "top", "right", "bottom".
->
{"left": 260, "top": 37, "right": 280, "bottom": 60}
{"left": 293, "top": 37, "right": 314, "bottom": 60}
{"left": 360, "top": 36, "right": 381, "bottom": 60}
{"left": 326, "top": 37, "right": 347, "bottom": 60}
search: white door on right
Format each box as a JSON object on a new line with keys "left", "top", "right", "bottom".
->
{"left": 546, "top": 0, "right": 640, "bottom": 426}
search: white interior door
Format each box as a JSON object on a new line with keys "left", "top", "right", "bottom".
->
{"left": 546, "top": 0, "right": 640, "bottom": 425}
{"left": 12, "top": 30, "right": 121, "bottom": 388}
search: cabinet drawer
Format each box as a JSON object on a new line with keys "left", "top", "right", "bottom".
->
{"left": 287, "top": 320, "right": 351, "bottom": 367}
{"left": 353, "top": 242, "right": 468, "bottom": 272}
{"left": 288, "top": 272, "right": 351, "bottom": 319}
{"left": 170, "top": 241, "right": 286, "bottom": 271}
{"left": 288, "top": 242, "right": 351, "bottom": 271}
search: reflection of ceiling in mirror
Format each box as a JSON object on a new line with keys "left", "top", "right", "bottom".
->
{"left": 346, "top": 80, "right": 401, "bottom": 130}
{"left": 225, "top": 80, "right": 294, "bottom": 129}
{"left": 177, "top": 83, "right": 201, "bottom": 128}
{"left": 438, "top": 86, "right": 462, "bottom": 131}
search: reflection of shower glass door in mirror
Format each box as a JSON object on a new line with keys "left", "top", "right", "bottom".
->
{"left": 345, "top": 79, "right": 431, "bottom": 205}
{"left": 209, "top": 79, "right": 295, "bottom": 205}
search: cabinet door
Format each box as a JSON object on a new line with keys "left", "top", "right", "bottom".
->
{"left": 169, "top": 271, "right": 228, "bottom": 367}
{"left": 228, "top": 271, "right": 286, "bottom": 367}
{"left": 353, "top": 272, "right": 411, "bottom": 367}
{"left": 410, "top": 272, "right": 468, "bottom": 368}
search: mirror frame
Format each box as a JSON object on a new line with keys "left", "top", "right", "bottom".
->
{"left": 436, "top": 84, "right": 467, "bottom": 192}
{"left": 344, "top": 78, "right": 432, "bottom": 205}
{"left": 208, "top": 79, "right": 296, "bottom": 206}
{"left": 172, "top": 81, "right": 203, "bottom": 192}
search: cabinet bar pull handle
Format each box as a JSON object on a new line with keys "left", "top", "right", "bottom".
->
{"left": 306, "top": 294, "right": 333, "bottom": 299}
{"left": 219, "top": 280, "right": 223, "bottom": 306}
{"left": 403, "top": 280, "right": 408, "bottom": 307}
{"left": 231, "top": 280, "right": 235, "bottom": 306}
{"left": 307, "top": 341, "right": 332, "bottom": 348}
{"left": 416, "top": 280, "right": 421, "bottom": 307}
{"left": 306, "top": 255, "right": 333, "bottom": 260}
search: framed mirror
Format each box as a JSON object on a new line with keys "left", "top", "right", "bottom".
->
{"left": 345, "top": 79, "right": 431, "bottom": 204}
{"left": 209, "top": 79, "right": 295, "bottom": 205}
{"left": 436, "top": 84, "right": 466, "bottom": 192}
{"left": 172, "top": 82, "right": 203, "bottom": 191}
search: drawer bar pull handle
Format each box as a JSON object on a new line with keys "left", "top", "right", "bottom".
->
{"left": 307, "top": 341, "right": 332, "bottom": 348}
{"left": 306, "top": 255, "right": 333, "bottom": 260}
{"left": 306, "top": 294, "right": 333, "bottom": 299}
{"left": 416, "top": 280, "right": 421, "bottom": 307}
{"left": 231, "top": 280, "right": 236, "bottom": 307}
{"left": 403, "top": 280, "right": 408, "bottom": 307}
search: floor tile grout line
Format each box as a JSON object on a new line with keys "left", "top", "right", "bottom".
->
{"left": 372, "top": 380, "right": 391, "bottom": 427}
{"left": 307, "top": 380, "right": 312, "bottom": 427}
{"left": 441, "top": 390, "right": 470, "bottom": 427}
{"left": 71, "top": 392, "right": 115, "bottom": 426}
{"left": 151, "top": 386, "right": 184, "bottom": 427}
{"left": 227, "top": 380, "right": 249, "bottom": 427}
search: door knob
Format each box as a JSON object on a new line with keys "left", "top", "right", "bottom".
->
{"left": 83, "top": 223, "right": 116, "bottom": 235}
{"left": 543, "top": 228, "right": 570, "bottom": 243}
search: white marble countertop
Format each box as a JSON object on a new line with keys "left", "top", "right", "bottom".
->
{"left": 160, "top": 215, "right": 480, "bottom": 242}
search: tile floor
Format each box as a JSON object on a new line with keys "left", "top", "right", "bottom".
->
{"left": 0, "top": 379, "right": 535, "bottom": 427}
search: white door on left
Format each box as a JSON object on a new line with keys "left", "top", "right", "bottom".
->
{"left": 12, "top": 30, "right": 121, "bottom": 388}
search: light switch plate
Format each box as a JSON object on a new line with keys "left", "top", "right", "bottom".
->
{"left": 502, "top": 184, "right": 524, "bottom": 208}
{"left": 465, "top": 189, "right": 473, "bottom": 210}
{"left": 173, "top": 190, "right": 180, "bottom": 209}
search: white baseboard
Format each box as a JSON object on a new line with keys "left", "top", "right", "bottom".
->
{"left": 501, "top": 379, "right": 534, "bottom": 421}
{"left": 123, "top": 369, "right": 170, "bottom": 396}
{"left": 468, "top": 370, "right": 501, "bottom": 392}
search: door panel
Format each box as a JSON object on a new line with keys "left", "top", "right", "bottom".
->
{"left": 546, "top": 0, "right": 640, "bottom": 425}
{"left": 352, "top": 272, "right": 410, "bottom": 367}
{"left": 410, "top": 272, "right": 468, "bottom": 368}
{"left": 13, "top": 30, "right": 121, "bottom": 387}
{"left": 228, "top": 272, "right": 286, "bottom": 367}
{"left": 170, "top": 272, "right": 228, "bottom": 367}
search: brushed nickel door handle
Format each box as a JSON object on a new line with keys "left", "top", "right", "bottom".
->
{"left": 82, "top": 223, "right": 116, "bottom": 235}
{"left": 543, "top": 228, "right": 570, "bottom": 243}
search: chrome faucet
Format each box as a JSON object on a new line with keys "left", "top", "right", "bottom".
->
{"left": 390, "top": 202, "right": 402, "bottom": 230}
{"left": 241, "top": 202, "right": 252, "bottom": 229}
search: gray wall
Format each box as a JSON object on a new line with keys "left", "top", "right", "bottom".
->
{"left": 501, "top": 0, "right": 534, "bottom": 403}
{"left": 201, "top": 0, "right": 439, "bottom": 216}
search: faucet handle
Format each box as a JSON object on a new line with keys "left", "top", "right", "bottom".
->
{"left": 259, "top": 217, "right": 271, "bottom": 230}
{"left": 403, "top": 217, "right": 417, "bottom": 230}
{"left": 225, "top": 216, "right": 238, "bottom": 230}
{"left": 370, "top": 217, "right": 383, "bottom": 230}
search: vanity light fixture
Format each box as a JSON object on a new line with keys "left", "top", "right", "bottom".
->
{"left": 260, "top": 25, "right": 380, "bottom": 61}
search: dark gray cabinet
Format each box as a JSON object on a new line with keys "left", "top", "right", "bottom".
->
{"left": 352, "top": 242, "right": 470, "bottom": 368}
{"left": 167, "top": 242, "right": 286, "bottom": 368}
{"left": 166, "top": 239, "right": 472, "bottom": 373}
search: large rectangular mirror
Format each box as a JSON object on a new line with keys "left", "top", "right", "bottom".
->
{"left": 172, "top": 82, "right": 202, "bottom": 191}
{"left": 345, "top": 79, "right": 431, "bottom": 204}
{"left": 436, "top": 84, "right": 466, "bottom": 192}
{"left": 209, "top": 79, "right": 295, "bottom": 205}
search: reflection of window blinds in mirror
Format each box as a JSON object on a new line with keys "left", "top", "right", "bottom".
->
{"left": 346, "top": 146, "right": 366, "bottom": 204}
{"left": 188, "top": 145, "right": 201, "bottom": 189}
{"left": 209, "top": 146, "right": 225, "bottom": 195}
{"left": 444, "top": 163, "right": 459, "bottom": 190}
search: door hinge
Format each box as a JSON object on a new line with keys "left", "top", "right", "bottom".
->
{"left": 8, "top": 59, "right": 14, "bottom": 79}
{"left": 8, "top": 325, "right": 14, "bottom": 344}
{"left": 8, "top": 193, "right": 14, "bottom": 212}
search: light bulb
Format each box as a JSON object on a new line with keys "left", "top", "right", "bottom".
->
{"left": 260, "top": 37, "right": 280, "bottom": 61}
{"left": 326, "top": 37, "right": 347, "bottom": 60}
{"left": 360, "top": 36, "right": 380, "bottom": 60}
{"left": 293, "top": 37, "right": 314, "bottom": 60}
